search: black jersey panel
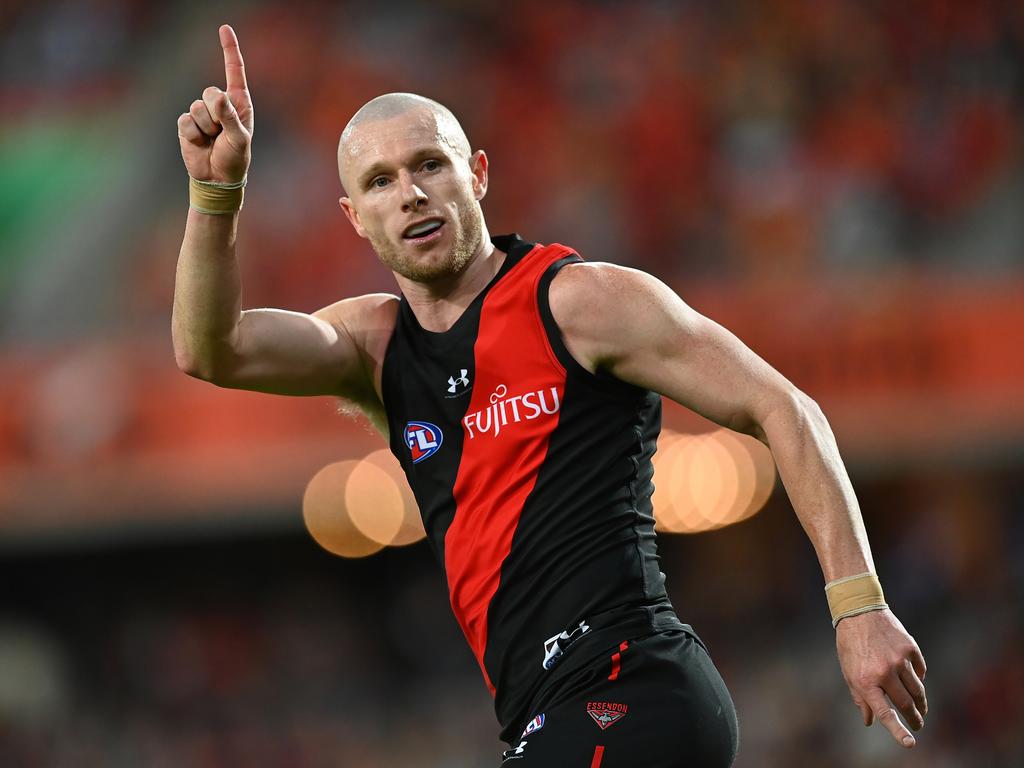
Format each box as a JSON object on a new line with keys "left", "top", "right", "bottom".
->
{"left": 381, "top": 300, "right": 478, "bottom": 562}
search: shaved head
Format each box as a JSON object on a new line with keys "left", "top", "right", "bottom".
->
{"left": 338, "top": 93, "right": 471, "bottom": 192}
{"left": 336, "top": 92, "right": 490, "bottom": 287}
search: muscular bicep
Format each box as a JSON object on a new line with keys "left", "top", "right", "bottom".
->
{"left": 209, "top": 294, "right": 397, "bottom": 402}
{"left": 551, "top": 263, "right": 797, "bottom": 439}
{"left": 215, "top": 308, "right": 358, "bottom": 396}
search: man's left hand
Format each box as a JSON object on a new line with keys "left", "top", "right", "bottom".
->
{"left": 836, "top": 608, "right": 928, "bottom": 748}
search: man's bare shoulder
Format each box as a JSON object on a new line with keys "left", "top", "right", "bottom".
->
{"left": 549, "top": 260, "right": 657, "bottom": 330}
{"left": 548, "top": 261, "right": 685, "bottom": 374}
{"left": 311, "top": 293, "right": 399, "bottom": 412}
{"left": 313, "top": 293, "right": 400, "bottom": 351}
{"left": 313, "top": 292, "right": 400, "bottom": 327}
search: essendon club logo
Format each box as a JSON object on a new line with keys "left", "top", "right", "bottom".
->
{"left": 586, "top": 702, "right": 628, "bottom": 730}
{"left": 404, "top": 421, "right": 443, "bottom": 464}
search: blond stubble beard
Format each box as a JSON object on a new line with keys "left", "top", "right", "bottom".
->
{"left": 369, "top": 203, "right": 483, "bottom": 284}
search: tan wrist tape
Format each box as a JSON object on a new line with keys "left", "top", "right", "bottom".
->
{"left": 189, "top": 176, "right": 246, "bottom": 215}
{"left": 824, "top": 571, "right": 887, "bottom": 628}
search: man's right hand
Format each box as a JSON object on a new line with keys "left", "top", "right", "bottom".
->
{"left": 170, "top": 25, "right": 394, "bottom": 432}
{"left": 176, "top": 24, "right": 253, "bottom": 184}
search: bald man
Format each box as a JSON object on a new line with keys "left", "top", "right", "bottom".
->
{"left": 173, "top": 25, "right": 928, "bottom": 768}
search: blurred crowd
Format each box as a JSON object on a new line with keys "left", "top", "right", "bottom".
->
{"left": 0, "top": 470, "right": 1021, "bottom": 767}
{"left": 1, "top": 0, "right": 1023, "bottom": 766}
{"left": 2, "top": 0, "right": 1023, "bottom": 343}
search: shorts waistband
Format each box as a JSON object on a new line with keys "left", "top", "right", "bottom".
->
{"left": 500, "top": 604, "right": 686, "bottom": 744}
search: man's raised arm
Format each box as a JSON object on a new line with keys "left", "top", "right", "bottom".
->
{"left": 171, "top": 25, "right": 393, "bottom": 403}
{"left": 548, "top": 261, "right": 928, "bottom": 750}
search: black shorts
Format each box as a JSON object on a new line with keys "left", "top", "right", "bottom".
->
{"left": 499, "top": 628, "right": 739, "bottom": 768}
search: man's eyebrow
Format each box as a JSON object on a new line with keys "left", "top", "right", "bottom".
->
{"left": 357, "top": 161, "right": 390, "bottom": 188}
{"left": 357, "top": 147, "right": 447, "bottom": 187}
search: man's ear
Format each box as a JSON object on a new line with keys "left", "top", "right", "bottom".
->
{"left": 469, "top": 150, "right": 489, "bottom": 202}
{"left": 339, "top": 197, "right": 368, "bottom": 239}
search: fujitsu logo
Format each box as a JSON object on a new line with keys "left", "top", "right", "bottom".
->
{"left": 462, "top": 383, "right": 561, "bottom": 439}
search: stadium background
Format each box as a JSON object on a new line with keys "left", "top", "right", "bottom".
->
{"left": 1, "top": 0, "right": 1023, "bottom": 765}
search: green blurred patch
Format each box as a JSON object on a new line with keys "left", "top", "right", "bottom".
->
{"left": 0, "top": 118, "right": 111, "bottom": 298}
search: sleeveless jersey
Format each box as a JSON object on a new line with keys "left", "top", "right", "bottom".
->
{"left": 380, "top": 233, "right": 685, "bottom": 744}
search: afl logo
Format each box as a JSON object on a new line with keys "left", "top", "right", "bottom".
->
{"left": 405, "top": 421, "right": 443, "bottom": 464}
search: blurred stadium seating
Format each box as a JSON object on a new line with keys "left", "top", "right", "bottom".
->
{"left": 1, "top": 0, "right": 1022, "bottom": 765}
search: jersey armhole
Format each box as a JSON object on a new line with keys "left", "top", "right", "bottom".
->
{"left": 537, "top": 256, "right": 646, "bottom": 402}
{"left": 379, "top": 308, "right": 406, "bottom": 461}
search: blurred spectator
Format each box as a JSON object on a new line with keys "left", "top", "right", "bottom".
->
{"left": 2, "top": 0, "right": 1023, "bottom": 342}
{"left": 1, "top": 1, "right": 1022, "bottom": 766}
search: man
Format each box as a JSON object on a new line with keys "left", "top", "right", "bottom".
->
{"left": 173, "top": 25, "right": 928, "bottom": 767}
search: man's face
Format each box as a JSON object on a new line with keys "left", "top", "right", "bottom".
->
{"left": 339, "top": 108, "right": 488, "bottom": 284}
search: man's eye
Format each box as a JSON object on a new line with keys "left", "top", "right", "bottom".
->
{"left": 422, "top": 160, "right": 441, "bottom": 172}
{"left": 371, "top": 177, "right": 390, "bottom": 189}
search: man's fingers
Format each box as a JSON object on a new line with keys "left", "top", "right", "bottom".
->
{"left": 177, "top": 113, "right": 207, "bottom": 146}
{"left": 219, "top": 24, "right": 247, "bottom": 92}
{"left": 202, "top": 86, "right": 225, "bottom": 126}
{"left": 189, "top": 99, "right": 220, "bottom": 137}
{"left": 198, "top": 86, "right": 249, "bottom": 155}
{"left": 883, "top": 674, "right": 924, "bottom": 731}
{"left": 852, "top": 694, "right": 872, "bottom": 726}
{"left": 865, "top": 687, "right": 916, "bottom": 748}
{"left": 910, "top": 644, "right": 927, "bottom": 681}
{"left": 899, "top": 659, "right": 928, "bottom": 718}
{"left": 214, "top": 92, "right": 250, "bottom": 148}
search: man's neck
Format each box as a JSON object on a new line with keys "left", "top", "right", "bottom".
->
{"left": 396, "top": 229, "right": 503, "bottom": 333}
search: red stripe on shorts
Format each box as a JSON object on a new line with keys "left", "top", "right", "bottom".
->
{"left": 607, "top": 640, "right": 630, "bottom": 681}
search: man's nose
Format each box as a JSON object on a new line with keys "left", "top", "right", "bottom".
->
{"left": 398, "top": 170, "right": 428, "bottom": 211}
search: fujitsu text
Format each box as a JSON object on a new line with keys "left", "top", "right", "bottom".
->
{"left": 463, "top": 384, "right": 561, "bottom": 439}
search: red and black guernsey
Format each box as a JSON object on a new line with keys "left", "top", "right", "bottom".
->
{"left": 381, "top": 234, "right": 685, "bottom": 744}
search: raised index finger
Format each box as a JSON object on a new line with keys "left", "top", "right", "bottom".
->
{"left": 219, "top": 24, "right": 247, "bottom": 91}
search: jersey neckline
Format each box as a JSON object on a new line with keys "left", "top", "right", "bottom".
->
{"left": 399, "top": 233, "right": 536, "bottom": 343}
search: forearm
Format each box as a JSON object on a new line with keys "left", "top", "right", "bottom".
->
{"left": 171, "top": 209, "right": 243, "bottom": 378}
{"left": 760, "top": 390, "right": 875, "bottom": 582}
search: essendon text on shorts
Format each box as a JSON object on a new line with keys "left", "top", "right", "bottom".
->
{"left": 587, "top": 702, "right": 628, "bottom": 713}
{"left": 463, "top": 383, "right": 561, "bottom": 439}
{"left": 586, "top": 701, "right": 629, "bottom": 730}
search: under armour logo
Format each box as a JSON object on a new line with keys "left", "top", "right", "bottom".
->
{"left": 447, "top": 369, "right": 470, "bottom": 394}
{"left": 501, "top": 741, "right": 527, "bottom": 762}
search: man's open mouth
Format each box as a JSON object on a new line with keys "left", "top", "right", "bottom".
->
{"left": 403, "top": 219, "right": 445, "bottom": 241}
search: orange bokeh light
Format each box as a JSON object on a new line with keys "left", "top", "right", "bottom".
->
{"left": 652, "top": 428, "right": 776, "bottom": 534}
{"left": 350, "top": 449, "right": 425, "bottom": 547}
{"left": 303, "top": 460, "right": 383, "bottom": 558}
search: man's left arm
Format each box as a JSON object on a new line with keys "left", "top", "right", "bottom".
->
{"left": 549, "top": 262, "right": 928, "bottom": 748}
